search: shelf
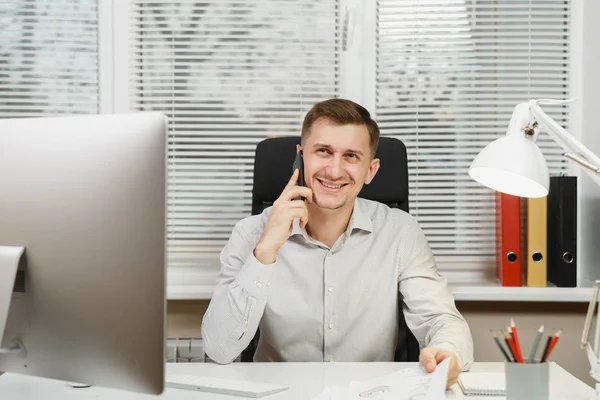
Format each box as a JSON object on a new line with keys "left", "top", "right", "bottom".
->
{"left": 451, "top": 285, "right": 593, "bottom": 302}
{"left": 167, "top": 282, "right": 594, "bottom": 302}
{"left": 166, "top": 270, "right": 596, "bottom": 302}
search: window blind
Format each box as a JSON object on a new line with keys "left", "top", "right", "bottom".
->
{"left": 0, "top": 0, "right": 99, "bottom": 117}
{"left": 375, "top": 0, "right": 570, "bottom": 281}
{"left": 129, "top": 0, "right": 341, "bottom": 293}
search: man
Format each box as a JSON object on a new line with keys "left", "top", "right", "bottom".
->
{"left": 202, "top": 98, "right": 474, "bottom": 388}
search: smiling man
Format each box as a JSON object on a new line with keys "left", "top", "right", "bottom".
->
{"left": 202, "top": 98, "right": 474, "bottom": 388}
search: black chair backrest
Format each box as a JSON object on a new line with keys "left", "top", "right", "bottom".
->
{"left": 245, "top": 135, "right": 419, "bottom": 362}
{"left": 252, "top": 136, "right": 409, "bottom": 214}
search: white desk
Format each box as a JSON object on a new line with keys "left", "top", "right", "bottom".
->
{"left": 0, "top": 362, "right": 594, "bottom": 399}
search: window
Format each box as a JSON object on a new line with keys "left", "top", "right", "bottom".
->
{"left": 0, "top": 1, "right": 99, "bottom": 117}
{"left": 374, "top": 0, "right": 571, "bottom": 282}
{"left": 128, "top": 1, "right": 341, "bottom": 296}
{"left": 115, "top": 0, "right": 574, "bottom": 296}
{"left": 0, "top": 1, "right": 585, "bottom": 296}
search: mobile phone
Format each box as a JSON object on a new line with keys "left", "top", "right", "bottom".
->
{"left": 292, "top": 150, "right": 305, "bottom": 186}
{"left": 292, "top": 150, "right": 305, "bottom": 200}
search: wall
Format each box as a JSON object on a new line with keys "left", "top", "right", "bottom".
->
{"left": 579, "top": 0, "right": 600, "bottom": 285}
{"left": 457, "top": 301, "right": 592, "bottom": 386}
{"left": 167, "top": 300, "right": 208, "bottom": 338}
{"left": 167, "top": 300, "right": 594, "bottom": 387}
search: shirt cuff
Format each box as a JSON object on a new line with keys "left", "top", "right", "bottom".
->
{"left": 236, "top": 249, "right": 275, "bottom": 297}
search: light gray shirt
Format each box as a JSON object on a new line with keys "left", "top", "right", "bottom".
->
{"left": 202, "top": 198, "right": 474, "bottom": 369}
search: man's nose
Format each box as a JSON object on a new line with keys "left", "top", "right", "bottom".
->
{"left": 325, "top": 155, "right": 343, "bottom": 179}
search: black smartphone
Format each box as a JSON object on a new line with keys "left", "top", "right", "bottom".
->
{"left": 292, "top": 150, "right": 305, "bottom": 200}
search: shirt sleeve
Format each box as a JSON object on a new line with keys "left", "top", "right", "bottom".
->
{"left": 201, "top": 219, "right": 275, "bottom": 364}
{"left": 397, "top": 218, "right": 474, "bottom": 371}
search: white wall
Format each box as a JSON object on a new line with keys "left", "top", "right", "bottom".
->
{"left": 579, "top": 0, "right": 600, "bottom": 285}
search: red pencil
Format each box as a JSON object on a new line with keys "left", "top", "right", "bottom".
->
{"left": 510, "top": 319, "right": 524, "bottom": 363}
{"left": 503, "top": 331, "right": 517, "bottom": 362}
{"left": 506, "top": 327, "right": 521, "bottom": 363}
{"left": 542, "top": 330, "right": 562, "bottom": 362}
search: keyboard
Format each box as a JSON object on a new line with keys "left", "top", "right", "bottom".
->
{"left": 165, "top": 374, "right": 289, "bottom": 398}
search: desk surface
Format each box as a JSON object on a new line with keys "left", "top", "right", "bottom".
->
{"left": 0, "top": 361, "right": 594, "bottom": 400}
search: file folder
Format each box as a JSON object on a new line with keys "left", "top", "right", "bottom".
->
{"left": 495, "top": 192, "right": 522, "bottom": 286}
{"left": 547, "top": 176, "right": 577, "bottom": 287}
{"left": 526, "top": 196, "right": 547, "bottom": 287}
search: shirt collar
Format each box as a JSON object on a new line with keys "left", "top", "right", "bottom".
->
{"left": 347, "top": 198, "right": 373, "bottom": 234}
{"left": 290, "top": 198, "right": 373, "bottom": 239}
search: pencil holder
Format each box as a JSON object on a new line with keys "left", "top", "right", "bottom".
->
{"left": 505, "top": 362, "right": 549, "bottom": 400}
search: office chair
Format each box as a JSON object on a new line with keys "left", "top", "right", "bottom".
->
{"left": 242, "top": 136, "right": 420, "bottom": 362}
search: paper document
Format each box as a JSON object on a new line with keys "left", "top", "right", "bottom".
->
{"left": 312, "top": 357, "right": 450, "bottom": 400}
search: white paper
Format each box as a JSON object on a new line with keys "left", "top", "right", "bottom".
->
{"left": 312, "top": 358, "right": 450, "bottom": 400}
{"left": 312, "top": 387, "right": 352, "bottom": 400}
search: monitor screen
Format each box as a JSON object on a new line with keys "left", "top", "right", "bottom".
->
{"left": 0, "top": 112, "right": 167, "bottom": 395}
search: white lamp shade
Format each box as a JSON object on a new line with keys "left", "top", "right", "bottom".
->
{"left": 469, "top": 134, "right": 550, "bottom": 198}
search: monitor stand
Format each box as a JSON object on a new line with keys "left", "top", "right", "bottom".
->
{"left": 0, "top": 246, "right": 25, "bottom": 355}
{"left": 66, "top": 383, "right": 92, "bottom": 389}
{"left": 0, "top": 246, "right": 90, "bottom": 388}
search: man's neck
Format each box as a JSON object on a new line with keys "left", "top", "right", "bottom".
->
{"left": 305, "top": 201, "right": 355, "bottom": 248}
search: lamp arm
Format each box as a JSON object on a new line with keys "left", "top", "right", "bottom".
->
{"left": 529, "top": 100, "right": 600, "bottom": 188}
{"left": 583, "top": 283, "right": 600, "bottom": 348}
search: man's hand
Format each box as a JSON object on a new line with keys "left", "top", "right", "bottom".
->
{"left": 419, "top": 347, "right": 461, "bottom": 389}
{"left": 254, "top": 169, "right": 313, "bottom": 264}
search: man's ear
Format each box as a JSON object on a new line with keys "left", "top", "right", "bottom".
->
{"left": 296, "top": 144, "right": 302, "bottom": 153}
{"left": 364, "top": 158, "right": 381, "bottom": 185}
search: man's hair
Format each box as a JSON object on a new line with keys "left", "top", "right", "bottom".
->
{"left": 301, "top": 98, "right": 380, "bottom": 158}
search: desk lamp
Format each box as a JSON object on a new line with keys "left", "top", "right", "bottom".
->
{"left": 468, "top": 98, "right": 600, "bottom": 397}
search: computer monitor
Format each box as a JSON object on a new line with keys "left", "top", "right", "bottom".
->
{"left": 0, "top": 112, "right": 167, "bottom": 395}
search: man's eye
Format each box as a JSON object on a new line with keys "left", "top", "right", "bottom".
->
{"left": 318, "top": 148, "right": 329, "bottom": 153}
{"left": 346, "top": 153, "right": 357, "bottom": 159}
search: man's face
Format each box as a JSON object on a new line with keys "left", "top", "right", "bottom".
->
{"left": 300, "top": 118, "right": 380, "bottom": 210}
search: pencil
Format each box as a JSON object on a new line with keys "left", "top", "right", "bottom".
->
{"left": 542, "top": 330, "right": 562, "bottom": 362}
{"left": 505, "top": 329, "right": 519, "bottom": 363}
{"left": 540, "top": 330, "right": 554, "bottom": 363}
{"left": 510, "top": 319, "right": 524, "bottom": 363}
{"left": 491, "top": 330, "right": 513, "bottom": 362}
{"left": 503, "top": 332, "right": 517, "bottom": 362}
{"left": 528, "top": 325, "right": 544, "bottom": 363}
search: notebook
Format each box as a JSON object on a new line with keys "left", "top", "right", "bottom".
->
{"left": 457, "top": 373, "right": 505, "bottom": 396}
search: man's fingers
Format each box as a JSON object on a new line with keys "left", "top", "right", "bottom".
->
{"left": 282, "top": 186, "right": 313, "bottom": 203}
{"left": 299, "top": 213, "right": 308, "bottom": 229}
{"left": 284, "top": 200, "right": 308, "bottom": 208}
{"left": 418, "top": 349, "right": 434, "bottom": 364}
{"left": 279, "top": 201, "right": 309, "bottom": 228}
{"left": 284, "top": 207, "right": 308, "bottom": 228}
{"left": 283, "top": 168, "right": 300, "bottom": 191}
{"left": 446, "top": 377, "right": 458, "bottom": 390}
{"left": 420, "top": 348, "right": 460, "bottom": 389}
{"left": 419, "top": 351, "right": 437, "bottom": 373}
{"left": 435, "top": 351, "right": 450, "bottom": 363}
{"left": 273, "top": 199, "right": 306, "bottom": 209}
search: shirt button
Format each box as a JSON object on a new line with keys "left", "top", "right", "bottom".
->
{"left": 328, "top": 286, "right": 333, "bottom": 293}
{"left": 256, "top": 282, "right": 262, "bottom": 288}
{"left": 328, "top": 323, "right": 334, "bottom": 329}
{"left": 328, "top": 356, "right": 334, "bottom": 362}
{"left": 266, "top": 281, "right": 271, "bottom": 287}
